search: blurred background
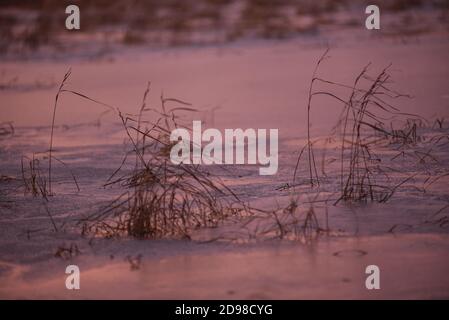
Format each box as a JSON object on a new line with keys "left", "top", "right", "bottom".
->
{"left": 1, "top": 0, "right": 449, "bottom": 134}
{"left": 1, "top": 0, "right": 448, "bottom": 58}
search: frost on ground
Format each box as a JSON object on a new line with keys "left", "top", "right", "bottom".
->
{"left": 1, "top": 17, "right": 449, "bottom": 298}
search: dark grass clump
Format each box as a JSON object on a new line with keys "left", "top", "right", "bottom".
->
{"left": 21, "top": 155, "right": 49, "bottom": 200}
{"left": 20, "top": 152, "right": 79, "bottom": 200}
{"left": 294, "top": 49, "right": 432, "bottom": 204}
{"left": 252, "top": 198, "right": 326, "bottom": 244}
{"left": 48, "top": 70, "right": 229, "bottom": 239}
{"left": 81, "top": 84, "right": 244, "bottom": 239}
{"left": 201, "top": 196, "right": 329, "bottom": 244}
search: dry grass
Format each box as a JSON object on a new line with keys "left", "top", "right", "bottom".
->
{"left": 42, "top": 69, "right": 249, "bottom": 240}
{"left": 81, "top": 85, "right": 245, "bottom": 239}
{"left": 294, "top": 49, "right": 433, "bottom": 204}
{"left": 39, "top": 58, "right": 449, "bottom": 242}
{"left": 253, "top": 198, "right": 326, "bottom": 243}
{"left": 48, "top": 68, "right": 114, "bottom": 195}
{"left": 42, "top": 73, "right": 324, "bottom": 242}
{"left": 200, "top": 196, "right": 328, "bottom": 244}
{"left": 54, "top": 243, "right": 81, "bottom": 260}
{"left": 21, "top": 155, "right": 49, "bottom": 200}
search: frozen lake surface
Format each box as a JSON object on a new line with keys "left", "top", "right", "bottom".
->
{"left": 1, "top": 28, "right": 449, "bottom": 299}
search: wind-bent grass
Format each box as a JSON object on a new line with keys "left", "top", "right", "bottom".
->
{"left": 294, "top": 50, "right": 434, "bottom": 204}
{"left": 48, "top": 68, "right": 115, "bottom": 195}
{"left": 61, "top": 77, "right": 323, "bottom": 241}
{"left": 42, "top": 58, "right": 449, "bottom": 242}
{"left": 44, "top": 69, "right": 251, "bottom": 240}
{"left": 82, "top": 86, "right": 245, "bottom": 239}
